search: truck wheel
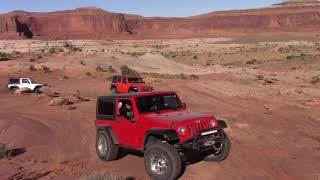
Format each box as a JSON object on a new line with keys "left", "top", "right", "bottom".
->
{"left": 111, "top": 88, "right": 117, "bottom": 94}
{"left": 144, "top": 142, "right": 182, "bottom": 180}
{"left": 96, "top": 130, "right": 118, "bottom": 161}
{"left": 203, "top": 133, "right": 230, "bottom": 162}
{"left": 34, "top": 87, "right": 41, "bottom": 94}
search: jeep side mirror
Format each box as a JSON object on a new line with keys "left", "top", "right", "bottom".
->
{"left": 126, "top": 111, "right": 135, "bottom": 123}
{"left": 182, "top": 102, "right": 187, "bottom": 109}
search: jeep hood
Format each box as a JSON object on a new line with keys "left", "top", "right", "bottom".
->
{"left": 145, "top": 111, "right": 212, "bottom": 125}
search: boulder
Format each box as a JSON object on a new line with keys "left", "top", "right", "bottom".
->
{"left": 49, "top": 97, "right": 69, "bottom": 106}
{"left": 14, "top": 87, "right": 31, "bottom": 94}
{"left": 41, "top": 87, "right": 59, "bottom": 97}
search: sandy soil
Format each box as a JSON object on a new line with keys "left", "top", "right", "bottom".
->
{"left": 0, "top": 36, "right": 319, "bottom": 180}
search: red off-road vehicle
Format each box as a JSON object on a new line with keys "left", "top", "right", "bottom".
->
{"left": 110, "top": 75, "right": 153, "bottom": 94}
{"left": 95, "top": 91, "right": 230, "bottom": 180}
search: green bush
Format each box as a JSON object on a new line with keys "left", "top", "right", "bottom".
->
{"left": 120, "top": 65, "right": 139, "bottom": 76}
{"left": 0, "top": 52, "right": 10, "bottom": 61}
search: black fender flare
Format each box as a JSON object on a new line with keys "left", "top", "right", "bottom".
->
{"left": 110, "top": 85, "right": 117, "bottom": 90}
{"left": 142, "top": 128, "right": 179, "bottom": 148}
{"left": 96, "top": 125, "right": 119, "bottom": 144}
{"left": 217, "top": 120, "right": 228, "bottom": 129}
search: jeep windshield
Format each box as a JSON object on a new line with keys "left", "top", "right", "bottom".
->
{"left": 135, "top": 94, "right": 182, "bottom": 114}
{"left": 128, "top": 78, "right": 143, "bottom": 83}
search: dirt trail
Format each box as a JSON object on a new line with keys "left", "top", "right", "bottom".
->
{"left": 0, "top": 38, "right": 320, "bottom": 179}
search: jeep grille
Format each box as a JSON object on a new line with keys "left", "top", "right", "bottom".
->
{"left": 187, "top": 121, "right": 211, "bottom": 137}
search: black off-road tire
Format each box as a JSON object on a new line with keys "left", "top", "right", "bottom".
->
{"left": 111, "top": 87, "right": 117, "bottom": 94}
{"left": 144, "top": 142, "right": 182, "bottom": 180}
{"left": 203, "top": 132, "right": 231, "bottom": 162}
{"left": 34, "top": 87, "right": 41, "bottom": 94}
{"left": 96, "top": 130, "right": 118, "bottom": 161}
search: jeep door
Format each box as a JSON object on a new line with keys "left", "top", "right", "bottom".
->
{"left": 20, "top": 78, "right": 32, "bottom": 89}
{"left": 114, "top": 98, "right": 141, "bottom": 147}
{"left": 118, "top": 77, "right": 128, "bottom": 93}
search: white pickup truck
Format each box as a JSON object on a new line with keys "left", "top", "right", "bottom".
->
{"left": 7, "top": 78, "right": 43, "bottom": 93}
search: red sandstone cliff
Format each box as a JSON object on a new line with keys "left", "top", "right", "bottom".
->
{"left": 0, "top": 3, "right": 320, "bottom": 40}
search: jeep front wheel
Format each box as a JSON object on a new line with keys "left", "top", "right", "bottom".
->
{"left": 203, "top": 132, "right": 230, "bottom": 162}
{"left": 96, "top": 130, "right": 118, "bottom": 161}
{"left": 144, "top": 142, "right": 182, "bottom": 180}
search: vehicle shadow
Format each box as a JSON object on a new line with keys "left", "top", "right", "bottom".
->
{"left": 117, "top": 148, "right": 144, "bottom": 159}
{"left": 1, "top": 147, "right": 26, "bottom": 160}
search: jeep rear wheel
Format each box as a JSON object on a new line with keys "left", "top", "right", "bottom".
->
{"left": 203, "top": 132, "right": 230, "bottom": 162}
{"left": 96, "top": 130, "right": 118, "bottom": 161}
{"left": 34, "top": 87, "right": 41, "bottom": 94}
{"left": 144, "top": 142, "right": 182, "bottom": 180}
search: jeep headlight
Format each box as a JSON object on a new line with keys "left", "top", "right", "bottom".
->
{"left": 178, "top": 126, "right": 186, "bottom": 134}
{"left": 211, "top": 120, "right": 217, "bottom": 128}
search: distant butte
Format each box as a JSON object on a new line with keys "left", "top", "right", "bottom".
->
{"left": 0, "top": 2, "right": 320, "bottom": 40}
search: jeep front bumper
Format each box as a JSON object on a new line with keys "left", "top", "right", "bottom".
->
{"left": 175, "top": 127, "right": 226, "bottom": 151}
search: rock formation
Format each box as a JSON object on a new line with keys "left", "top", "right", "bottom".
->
{"left": 0, "top": 4, "right": 320, "bottom": 39}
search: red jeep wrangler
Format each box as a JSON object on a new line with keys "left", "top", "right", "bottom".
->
{"left": 95, "top": 91, "right": 230, "bottom": 180}
{"left": 110, "top": 75, "right": 153, "bottom": 94}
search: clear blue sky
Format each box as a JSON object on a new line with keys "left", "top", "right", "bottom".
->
{"left": 0, "top": 0, "right": 282, "bottom": 17}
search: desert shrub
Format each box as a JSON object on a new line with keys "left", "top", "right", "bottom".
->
{"left": 81, "top": 171, "right": 127, "bottom": 180}
{"left": 246, "top": 59, "right": 258, "bottom": 65}
{"left": 29, "top": 58, "right": 36, "bottom": 62}
{"left": 29, "top": 65, "right": 37, "bottom": 71}
{"left": 0, "top": 52, "right": 10, "bottom": 61}
{"left": 178, "top": 73, "right": 188, "bottom": 80}
{"left": 64, "top": 41, "right": 82, "bottom": 52}
{"left": 96, "top": 65, "right": 108, "bottom": 72}
{"left": 286, "top": 55, "right": 294, "bottom": 60}
{"left": 311, "top": 75, "right": 320, "bottom": 84}
{"left": 257, "top": 75, "right": 264, "bottom": 80}
{"left": 48, "top": 47, "right": 57, "bottom": 53}
{"left": 96, "top": 65, "right": 117, "bottom": 73}
{"left": 86, "top": 72, "right": 92, "bottom": 76}
{"left": 107, "top": 66, "right": 116, "bottom": 73}
{"left": 70, "top": 46, "right": 82, "bottom": 52}
{"left": 106, "top": 76, "right": 113, "bottom": 81}
{"left": 190, "top": 74, "right": 199, "bottom": 80}
{"left": 120, "top": 65, "right": 139, "bottom": 76}
{"left": 41, "top": 66, "right": 51, "bottom": 73}
{"left": 151, "top": 44, "right": 170, "bottom": 49}
{"left": 193, "top": 55, "right": 198, "bottom": 59}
